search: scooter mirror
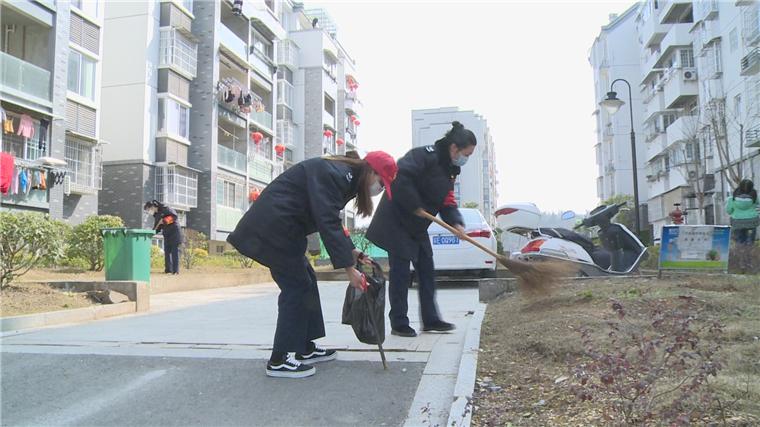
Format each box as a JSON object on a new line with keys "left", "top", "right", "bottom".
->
{"left": 561, "top": 210, "right": 576, "bottom": 221}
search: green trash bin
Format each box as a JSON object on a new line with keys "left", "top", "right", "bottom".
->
{"left": 101, "top": 228, "right": 155, "bottom": 282}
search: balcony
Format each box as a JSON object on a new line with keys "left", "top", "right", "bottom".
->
{"left": 276, "top": 119, "right": 295, "bottom": 147}
{"left": 217, "top": 144, "right": 247, "bottom": 173}
{"left": 741, "top": 47, "right": 760, "bottom": 75}
{"left": 277, "top": 80, "right": 294, "bottom": 109}
{"left": 643, "top": 90, "right": 666, "bottom": 121}
{"left": 248, "top": 153, "right": 277, "bottom": 184}
{"left": 249, "top": 109, "right": 273, "bottom": 130}
{"left": 249, "top": 49, "right": 275, "bottom": 80}
{"left": 665, "top": 115, "right": 697, "bottom": 148}
{"left": 323, "top": 110, "right": 335, "bottom": 128}
{"left": 219, "top": 23, "right": 248, "bottom": 65}
{"left": 742, "top": 3, "right": 760, "bottom": 45}
{"left": 662, "top": 68, "right": 699, "bottom": 108}
{"left": 696, "top": 0, "right": 719, "bottom": 21}
{"left": 216, "top": 205, "right": 244, "bottom": 232}
{"left": 640, "top": 16, "right": 668, "bottom": 48}
{"left": 746, "top": 126, "right": 760, "bottom": 148}
{"left": 0, "top": 52, "right": 52, "bottom": 107}
{"left": 277, "top": 39, "right": 299, "bottom": 70}
{"left": 648, "top": 133, "right": 668, "bottom": 161}
{"left": 660, "top": 23, "right": 693, "bottom": 55}
{"left": 344, "top": 90, "right": 360, "bottom": 114}
{"left": 659, "top": 0, "right": 694, "bottom": 24}
{"left": 159, "top": 28, "right": 198, "bottom": 79}
{"left": 155, "top": 164, "right": 198, "bottom": 209}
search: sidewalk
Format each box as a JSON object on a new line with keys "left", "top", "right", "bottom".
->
{"left": 1, "top": 281, "right": 485, "bottom": 426}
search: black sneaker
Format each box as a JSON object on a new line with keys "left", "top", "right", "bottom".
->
{"left": 296, "top": 346, "right": 338, "bottom": 364}
{"left": 423, "top": 321, "right": 455, "bottom": 332}
{"left": 391, "top": 325, "right": 418, "bottom": 337}
{"left": 266, "top": 354, "right": 316, "bottom": 378}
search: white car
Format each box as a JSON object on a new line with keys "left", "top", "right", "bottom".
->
{"left": 426, "top": 208, "right": 497, "bottom": 273}
{"left": 495, "top": 203, "right": 541, "bottom": 256}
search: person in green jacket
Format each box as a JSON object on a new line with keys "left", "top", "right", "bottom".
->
{"left": 726, "top": 179, "right": 759, "bottom": 246}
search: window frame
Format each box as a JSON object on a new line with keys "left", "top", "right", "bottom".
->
{"left": 67, "top": 49, "right": 97, "bottom": 101}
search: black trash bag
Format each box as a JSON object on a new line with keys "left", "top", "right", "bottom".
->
{"left": 341, "top": 260, "right": 386, "bottom": 345}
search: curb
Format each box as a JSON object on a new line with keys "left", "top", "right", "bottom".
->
{"left": 0, "top": 302, "right": 136, "bottom": 332}
{"left": 447, "top": 303, "right": 487, "bottom": 427}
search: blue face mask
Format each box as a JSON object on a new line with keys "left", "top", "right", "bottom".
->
{"left": 452, "top": 152, "right": 469, "bottom": 167}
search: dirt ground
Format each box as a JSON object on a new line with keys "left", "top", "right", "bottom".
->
{"left": 1, "top": 282, "right": 96, "bottom": 317}
{"left": 472, "top": 275, "right": 760, "bottom": 426}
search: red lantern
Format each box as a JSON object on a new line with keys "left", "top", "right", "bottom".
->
{"left": 248, "top": 188, "right": 261, "bottom": 202}
{"left": 323, "top": 129, "right": 333, "bottom": 138}
{"left": 350, "top": 115, "right": 357, "bottom": 122}
{"left": 336, "top": 138, "right": 345, "bottom": 146}
{"left": 353, "top": 120, "right": 360, "bottom": 126}
{"left": 251, "top": 131, "right": 263, "bottom": 144}
{"left": 275, "top": 143, "right": 286, "bottom": 155}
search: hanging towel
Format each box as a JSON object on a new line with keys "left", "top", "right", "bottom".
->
{"left": 16, "top": 114, "right": 35, "bottom": 139}
{"left": 38, "top": 119, "right": 49, "bottom": 152}
{"left": 0, "top": 152, "right": 14, "bottom": 195}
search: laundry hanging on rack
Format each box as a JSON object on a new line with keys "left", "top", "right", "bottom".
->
{"left": 16, "top": 114, "right": 35, "bottom": 139}
{"left": 232, "top": 0, "right": 243, "bottom": 15}
{"left": 3, "top": 114, "right": 14, "bottom": 134}
{"left": 39, "top": 119, "right": 49, "bottom": 151}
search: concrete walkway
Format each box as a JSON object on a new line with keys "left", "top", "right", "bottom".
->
{"left": 1, "top": 281, "right": 485, "bottom": 426}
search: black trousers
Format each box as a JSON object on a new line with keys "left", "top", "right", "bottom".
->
{"left": 164, "top": 243, "right": 179, "bottom": 273}
{"left": 270, "top": 257, "right": 325, "bottom": 354}
{"left": 388, "top": 246, "right": 441, "bottom": 329}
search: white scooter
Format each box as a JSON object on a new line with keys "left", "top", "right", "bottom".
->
{"left": 509, "top": 203, "right": 648, "bottom": 277}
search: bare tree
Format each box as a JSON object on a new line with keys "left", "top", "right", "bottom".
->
{"left": 670, "top": 114, "right": 708, "bottom": 224}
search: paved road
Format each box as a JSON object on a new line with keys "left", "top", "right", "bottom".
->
{"left": 1, "top": 282, "right": 482, "bottom": 426}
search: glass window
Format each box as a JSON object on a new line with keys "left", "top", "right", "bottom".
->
{"left": 68, "top": 50, "right": 96, "bottom": 100}
{"left": 158, "top": 98, "right": 190, "bottom": 138}
{"left": 730, "top": 28, "right": 738, "bottom": 52}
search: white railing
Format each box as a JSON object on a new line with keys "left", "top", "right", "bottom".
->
{"left": 159, "top": 27, "right": 198, "bottom": 78}
{"left": 218, "top": 144, "right": 247, "bottom": 172}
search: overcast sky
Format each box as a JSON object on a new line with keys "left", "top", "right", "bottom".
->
{"left": 304, "top": 0, "right": 634, "bottom": 214}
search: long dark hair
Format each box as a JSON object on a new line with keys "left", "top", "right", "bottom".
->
{"left": 324, "top": 155, "right": 375, "bottom": 217}
{"left": 734, "top": 179, "right": 757, "bottom": 203}
{"left": 433, "top": 121, "right": 477, "bottom": 154}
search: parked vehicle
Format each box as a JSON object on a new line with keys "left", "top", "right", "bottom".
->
{"left": 511, "top": 203, "right": 647, "bottom": 276}
{"left": 495, "top": 203, "right": 541, "bottom": 256}
{"left": 425, "top": 208, "right": 497, "bottom": 274}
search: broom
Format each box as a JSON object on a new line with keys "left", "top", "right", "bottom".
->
{"left": 416, "top": 209, "right": 572, "bottom": 294}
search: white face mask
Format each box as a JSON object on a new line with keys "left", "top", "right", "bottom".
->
{"left": 369, "top": 181, "right": 384, "bottom": 197}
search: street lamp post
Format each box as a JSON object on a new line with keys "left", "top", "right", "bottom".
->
{"left": 600, "top": 78, "right": 642, "bottom": 237}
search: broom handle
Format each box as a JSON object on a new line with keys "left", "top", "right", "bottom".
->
{"left": 416, "top": 210, "right": 501, "bottom": 260}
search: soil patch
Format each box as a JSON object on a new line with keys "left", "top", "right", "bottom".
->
{"left": 1, "top": 282, "right": 97, "bottom": 317}
{"left": 472, "top": 275, "right": 760, "bottom": 426}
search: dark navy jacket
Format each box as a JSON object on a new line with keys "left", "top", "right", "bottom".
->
{"left": 227, "top": 158, "right": 360, "bottom": 272}
{"left": 153, "top": 205, "right": 182, "bottom": 247}
{"left": 366, "top": 144, "right": 464, "bottom": 262}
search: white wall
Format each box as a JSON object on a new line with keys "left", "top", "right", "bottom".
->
{"left": 100, "top": 1, "right": 159, "bottom": 162}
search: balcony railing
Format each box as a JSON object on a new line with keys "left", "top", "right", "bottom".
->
{"left": 217, "top": 144, "right": 247, "bottom": 173}
{"left": 216, "top": 204, "right": 244, "bottom": 232}
{"left": 323, "top": 110, "right": 335, "bottom": 128}
{"left": 248, "top": 153, "right": 275, "bottom": 183}
{"left": 276, "top": 119, "right": 295, "bottom": 147}
{"left": 250, "top": 109, "right": 273, "bottom": 130}
{"left": 0, "top": 52, "right": 52, "bottom": 104}
{"left": 277, "top": 80, "right": 294, "bottom": 108}
{"left": 159, "top": 27, "right": 198, "bottom": 78}
{"left": 276, "top": 39, "right": 299, "bottom": 70}
{"left": 249, "top": 49, "right": 275, "bottom": 78}
{"left": 219, "top": 23, "right": 248, "bottom": 63}
{"left": 741, "top": 47, "right": 760, "bottom": 75}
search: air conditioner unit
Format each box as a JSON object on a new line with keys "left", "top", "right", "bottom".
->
{"left": 683, "top": 70, "right": 697, "bottom": 81}
{"left": 63, "top": 175, "right": 71, "bottom": 196}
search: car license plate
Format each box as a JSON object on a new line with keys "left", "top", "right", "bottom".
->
{"left": 433, "top": 235, "right": 459, "bottom": 245}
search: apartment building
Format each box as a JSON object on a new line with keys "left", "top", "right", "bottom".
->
{"left": 1, "top": 0, "right": 104, "bottom": 224}
{"left": 278, "top": 3, "right": 363, "bottom": 229}
{"left": 589, "top": 5, "right": 649, "bottom": 207}
{"left": 411, "top": 107, "right": 499, "bottom": 225}
{"left": 98, "top": 0, "right": 286, "bottom": 249}
{"left": 634, "top": 0, "right": 760, "bottom": 239}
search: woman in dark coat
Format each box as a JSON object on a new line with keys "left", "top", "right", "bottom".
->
{"left": 144, "top": 200, "right": 182, "bottom": 275}
{"left": 367, "top": 121, "right": 477, "bottom": 337}
{"left": 227, "top": 151, "right": 397, "bottom": 378}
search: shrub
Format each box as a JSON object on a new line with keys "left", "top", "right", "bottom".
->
{"left": 181, "top": 229, "right": 207, "bottom": 270}
{"left": 150, "top": 245, "right": 163, "bottom": 269}
{"left": 640, "top": 245, "right": 660, "bottom": 270}
{"left": 66, "top": 215, "right": 125, "bottom": 271}
{"left": 571, "top": 297, "right": 723, "bottom": 425}
{"left": 0, "top": 212, "right": 68, "bottom": 288}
